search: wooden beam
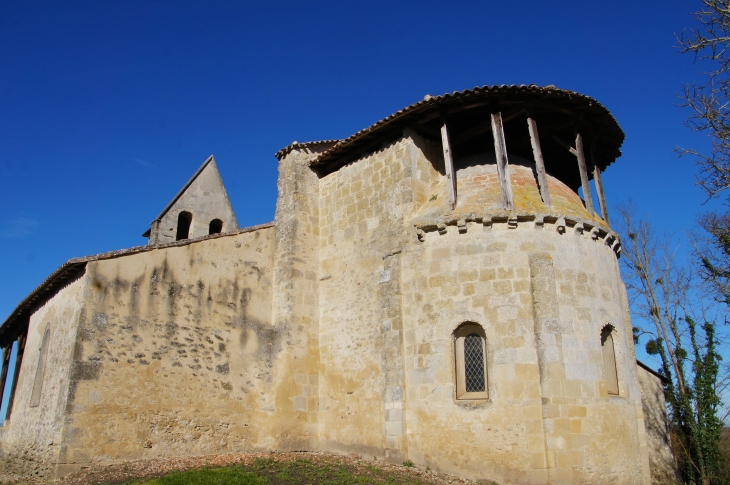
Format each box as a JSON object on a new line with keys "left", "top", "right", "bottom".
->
{"left": 490, "top": 112, "right": 515, "bottom": 210}
{"left": 445, "top": 100, "right": 492, "bottom": 114}
{"left": 453, "top": 120, "right": 491, "bottom": 145}
{"left": 440, "top": 115, "right": 457, "bottom": 209}
{"left": 451, "top": 107, "right": 526, "bottom": 146}
{"left": 591, "top": 147, "right": 609, "bottom": 224}
{"left": 551, "top": 135, "right": 578, "bottom": 156}
{"left": 502, "top": 108, "right": 526, "bottom": 123}
{"left": 527, "top": 115, "right": 552, "bottom": 206}
{"left": 414, "top": 123, "right": 440, "bottom": 139}
{"left": 575, "top": 132, "right": 594, "bottom": 215}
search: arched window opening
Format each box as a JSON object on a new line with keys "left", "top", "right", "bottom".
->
{"left": 209, "top": 219, "right": 223, "bottom": 235}
{"left": 601, "top": 325, "right": 619, "bottom": 395}
{"left": 30, "top": 325, "right": 50, "bottom": 408}
{"left": 454, "top": 323, "right": 488, "bottom": 400}
{"left": 176, "top": 211, "right": 192, "bottom": 241}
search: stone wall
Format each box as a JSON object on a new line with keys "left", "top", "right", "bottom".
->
{"left": 638, "top": 366, "right": 678, "bottom": 484}
{"left": 401, "top": 219, "right": 648, "bottom": 484}
{"left": 0, "top": 274, "right": 86, "bottom": 478}
{"left": 0, "top": 128, "right": 674, "bottom": 485}
{"left": 56, "top": 227, "right": 279, "bottom": 475}
{"left": 317, "top": 131, "right": 438, "bottom": 460}
{"left": 316, "top": 131, "right": 653, "bottom": 484}
{"left": 272, "top": 143, "right": 333, "bottom": 451}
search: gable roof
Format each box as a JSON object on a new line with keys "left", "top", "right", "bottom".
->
{"left": 151, "top": 154, "right": 217, "bottom": 224}
{"left": 142, "top": 155, "right": 217, "bottom": 237}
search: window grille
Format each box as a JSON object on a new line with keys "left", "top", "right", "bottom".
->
{"left": 464, "top": 334, "right": 485, "bottom": 393}
{"left": 454, "top": 323, "right": 488, "bottom": 400}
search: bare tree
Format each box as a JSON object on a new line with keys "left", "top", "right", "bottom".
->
{"left": 678, "top": 1, "right": 730, "bottom": 200}
{"left": 677, "top": 2, "right": 730, "bottom": 321}
{"left": 617, "top": 203, "right": 723, "bottom": 484}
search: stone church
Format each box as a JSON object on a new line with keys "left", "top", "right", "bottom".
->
{"left": 0, "top": 85, "right": 676, "bottom": 484}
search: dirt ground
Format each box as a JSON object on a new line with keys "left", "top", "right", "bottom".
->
{"left": 0, "top": 451, "right": 485, "bottom": 485}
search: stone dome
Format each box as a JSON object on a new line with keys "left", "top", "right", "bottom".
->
{"left": 413, "top": 152, "right": 601, "bottom": 226}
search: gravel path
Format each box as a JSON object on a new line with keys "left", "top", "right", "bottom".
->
{"left": 0, "top": 451, "right": 483, "bottom": 485}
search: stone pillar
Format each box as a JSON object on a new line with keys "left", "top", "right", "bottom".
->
{"left": 272, "top": 146, "right": 325, "bottom": 450}
{"left": 380, "top": 252, "right": 407, "bottom": 463}
{"left": 529, "top": 252, "right": 572, "bottom": 484}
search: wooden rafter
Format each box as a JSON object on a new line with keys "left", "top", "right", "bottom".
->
{"left": 527, "top": 114, "right": 552, "bottom": 206}
{"left": 440, "top": 115, "right": 457, "bottom": 209}
{"left": 490, "top": 112, "right": 515, "bottom": 210}
{"left": 575, "top": 132, "right": 594, "bottom": 215}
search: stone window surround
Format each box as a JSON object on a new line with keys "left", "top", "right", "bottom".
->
{"left": 601, "top": 324, "right": 620, "bottom": 396}
{"left": 453, "top": 322, "right": 489, "bottom": 400}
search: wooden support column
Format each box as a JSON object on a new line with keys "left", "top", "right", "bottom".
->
{"left": 6, "top": 335, "right": 25, "bottom": 420}
{"left": 440, "top": 115, "right": 457, "bottom": 210}
{"left": 574, "top": 132, "right": 594, "bottom": 215}
{"left": 526, "top": 114, "right": 551, "bottom": 206}
{"left": 591, "top": 147, "right": 609, "bottom": 224}
{"left": 491, "top": 112, "right": 515, "bottom": 210}
{"left": 0, "top": 345, "right": 10, "bottom": 407}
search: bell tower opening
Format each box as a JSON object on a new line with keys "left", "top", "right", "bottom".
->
{"left": 176, "top": 211, "right": 192, "bottom": 241}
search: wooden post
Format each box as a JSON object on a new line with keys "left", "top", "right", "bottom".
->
{"left": 575, "top": 132, "right": 594, "bottom": 215}
{"left": 6, "top": 335, "right": 25, "bottom": 420}
{"left": 0, "top": 345, "right": 9, "bottom": 407}
{"left": 440, "top": 115, "right": 457, "bottom": 210}
{"left": 491, "top": 112, "right": 514, "bottom": 210}
{"left": 527, "top": 114, "right": 552, "bottom": 206}
{"left": 591, "top": 147, "right": 609, "bottom": 225}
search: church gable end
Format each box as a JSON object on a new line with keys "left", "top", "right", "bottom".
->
{"left": 144, "top": 155, "right": 239, "bottom": 244}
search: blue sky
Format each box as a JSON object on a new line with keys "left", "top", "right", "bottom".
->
{"left": 0, "top": 1, "right": 721, "bottom": 367}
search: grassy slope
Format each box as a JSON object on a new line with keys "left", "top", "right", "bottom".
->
{"left": 124, "top": 456, "right": 488, "bottom": 485}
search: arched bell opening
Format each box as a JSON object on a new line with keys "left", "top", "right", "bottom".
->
{"left": 208, "top": 219, "right": 223, "bottom": 235}
{"left": 176, "top": 211, "right": 192, "bottom": 241}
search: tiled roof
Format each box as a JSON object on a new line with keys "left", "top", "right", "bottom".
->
{"left": 275, "top": 140, "right": 340, "bottom": 160}
{"left": 278, "top": 84, "right": 623, "bottom": 174}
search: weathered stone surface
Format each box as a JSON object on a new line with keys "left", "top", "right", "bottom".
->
{"left": 638, "top": 366, "right": 679, "bottom": 484}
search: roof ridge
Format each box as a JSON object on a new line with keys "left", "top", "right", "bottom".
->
{"left": 274, "top": 140, "right": 340, "bottom": 160}
{"left": 151, "top": 155, "right": 215, "bottom": 223}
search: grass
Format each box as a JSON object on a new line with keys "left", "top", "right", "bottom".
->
{"left": 128, "top": 467, "right": 265, "bottom": 485}
{"left": 122, "top": 456, "right": 435, "bottom": 485}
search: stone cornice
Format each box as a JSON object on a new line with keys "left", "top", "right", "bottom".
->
{"left": 414, "top": 212, "right": 621, "bottom": 257}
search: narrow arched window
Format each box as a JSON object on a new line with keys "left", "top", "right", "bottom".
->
{"left": 30, "top": 325, "right": 50, "bottom": 408}
{"left": 209, "top": 219, "right": 223, "bottom": 235}
{"left": 454, "top": 323, "right": 488, "bottom": 399}
{"left": 601, "top": 325, "right": 619, "bottom": 395}
{"left": 176, "top": 211, "right": 192, "bottom": 241}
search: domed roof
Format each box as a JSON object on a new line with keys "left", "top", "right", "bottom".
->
{"left": 291, "top": 84, "right": 623, "bottom": 192}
